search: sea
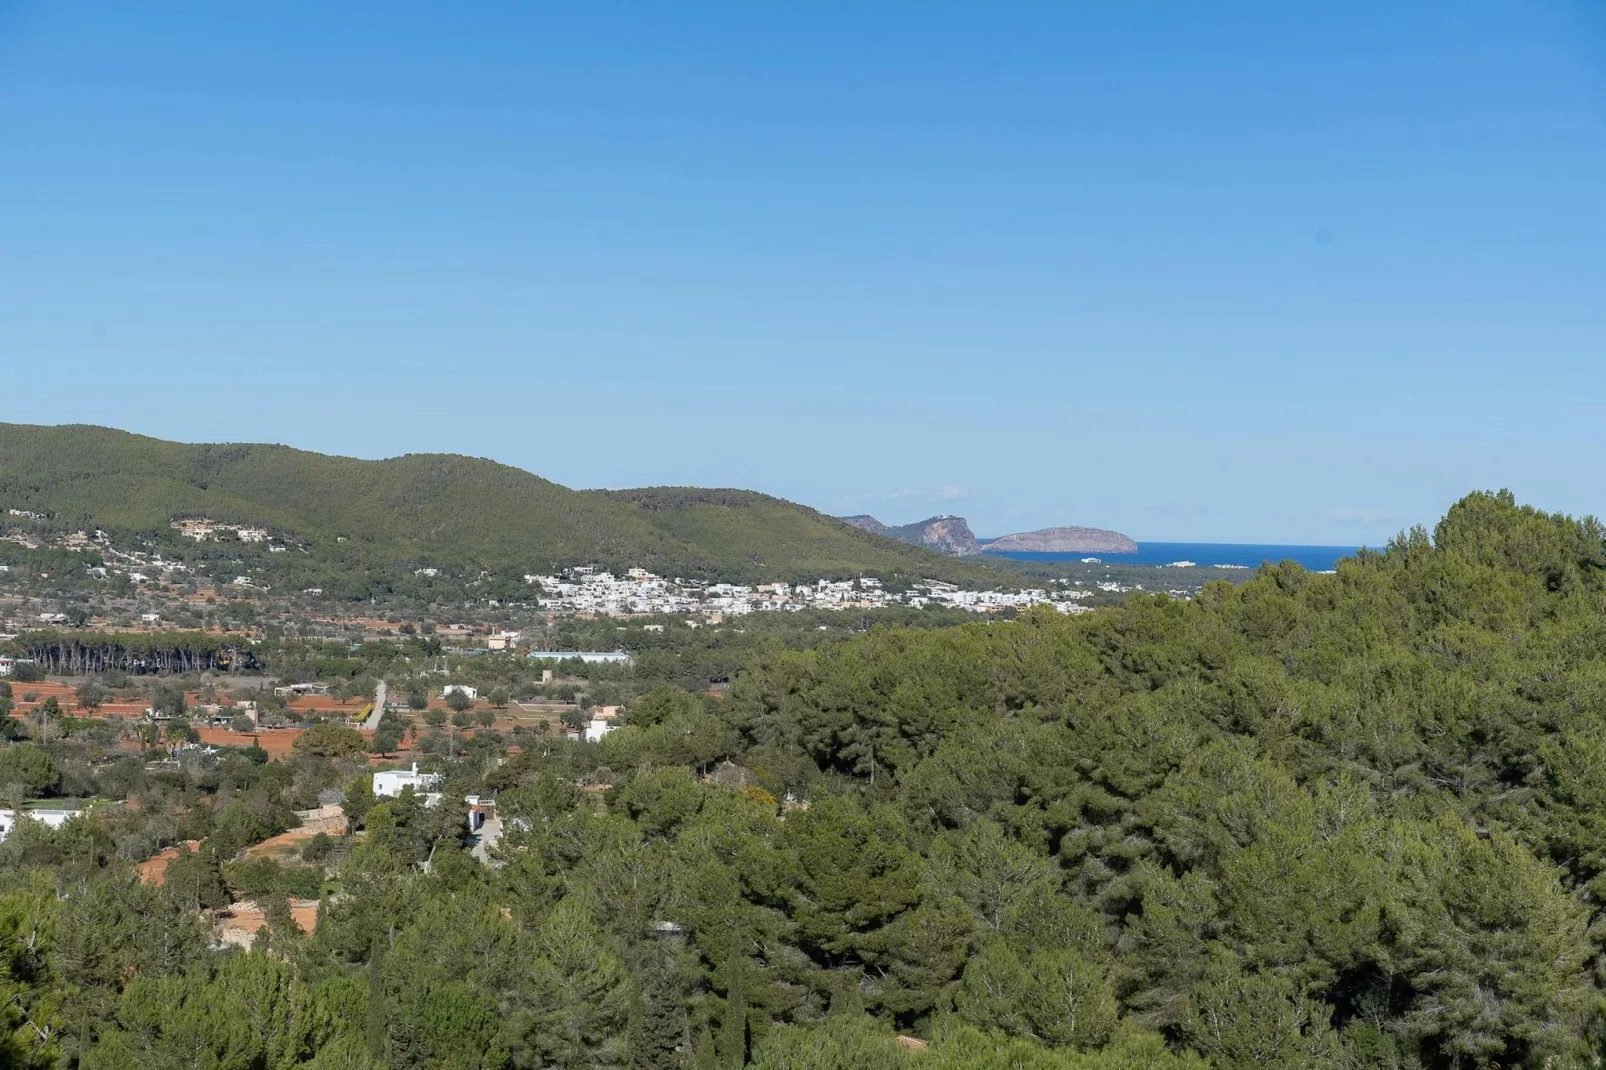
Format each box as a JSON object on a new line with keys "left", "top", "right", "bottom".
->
{"left": 986, "top": 542, "right": 1365, "bottom": 572}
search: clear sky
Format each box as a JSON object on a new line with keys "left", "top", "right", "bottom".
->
{"left": 3, "top": 2, "right": 1603, "bottom": 543}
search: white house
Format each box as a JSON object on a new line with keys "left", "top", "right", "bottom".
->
{"left": 0, "top": 658, "right": 12, "bottom": 677}
{"left": 273, "top": 682, "right": 331, "bottom": 698}
{"left": 0, "top": 806, "right": 85, "bottom": 840}
{"left": 465, "top": 794, "right": 495, "bottom": 834}
{"left": 584, "top": 718, "right": 616, "bottom": 744}
{"left": 441, "top": 684, "right": 478, "bottom": 700}
{"left": 373, "top": 763, "right": 444, "bottom": 803}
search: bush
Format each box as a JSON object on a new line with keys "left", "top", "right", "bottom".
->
{"left": 225, "top": 857, "right": 323, "bottom": 900}
{"left": 370, "top": 724, "right": 403, "bottom": 755}
{"left": 292, "top": 724, "right": 366, "bottom": 758}
{"left": 301, "top": 832, "right": 334, "bottom": 862}
{"left": 0, "top": 744, "right": 62, "bottom": 797}
{"left": 165, "top": 719, "right": 199, "bottom": 744}
{"left": 10, "top": 663, "right": 43, "bottom": 684}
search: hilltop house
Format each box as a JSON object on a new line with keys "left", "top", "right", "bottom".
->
{"left": 373, "top": 763, "right": 444, "bottom": 807}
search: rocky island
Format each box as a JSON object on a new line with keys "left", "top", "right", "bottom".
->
{"left": 978, "top": 525, "right": 1139, "bottom": 554}
{"left": 842, "top": 514, "right": 1137, "bottom": 557}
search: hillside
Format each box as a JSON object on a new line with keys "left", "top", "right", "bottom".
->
{"left": 8, "top": 492, "right": 1606, "bottom": 1068}
{"left": 0, "top": 423, "right": 1010, "bottom": 585}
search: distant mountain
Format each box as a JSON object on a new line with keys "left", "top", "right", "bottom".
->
{"left": 892, "top": 516, "right": 981, "bottom": 556}
{"left": 837, "top": 515, "right": 981, "bottom": 556}
{"left": 0, "top": 424, "right": 1012, "bottom": 586}
{"left": 838, "top": 515, "right": 888, "bottom": 535}
{"left": 979, "top": 526, "right": 1138, "bottom": 554}
{"left": 841, "top": 512, "right": 1134, "bottom": 557}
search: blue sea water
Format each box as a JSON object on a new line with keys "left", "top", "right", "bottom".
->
{"left": 987, "top": 543, "right": 1365, "bottom": 572}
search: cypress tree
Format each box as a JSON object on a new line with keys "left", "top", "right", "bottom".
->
{"left": 366, "top": 935, "right": 388, "bottom": 1062}
{"left": 629, "top": 961, "right": 682, "bottom": 1070}
{"left": 719, "top": 948, "right": 748, "bottom": 1069}
{"left": 692, "top": 1027, "right": 719, "bottom": 1070}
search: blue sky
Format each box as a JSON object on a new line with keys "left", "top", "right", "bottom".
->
{"left": 2, "top": 2, "right": 1603, "bottom": 543}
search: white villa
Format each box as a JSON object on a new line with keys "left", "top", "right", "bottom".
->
{"left": 373, "top": 763, "right": 444, "bottom": 806}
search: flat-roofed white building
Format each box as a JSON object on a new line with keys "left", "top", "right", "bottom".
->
{"left": 373, "top": 763, "right": 444, "bottom": 800}
{"left": 0, "top": 806, "right": 85, "bottom": 840}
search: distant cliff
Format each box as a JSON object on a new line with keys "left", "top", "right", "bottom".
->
{"left": 980, "top": 526, "right": 1138, "bottom": 554}
{"left": 837, "top": 514, "right": 981, "bottom": 555}
{"left": 840, "top": 514, "right": 1133, "bottom": 557}
{"left": 892, "top": 516, "right": 981, "bottom": 556}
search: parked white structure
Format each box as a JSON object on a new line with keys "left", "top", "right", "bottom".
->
{"left": 441, "top": 684, "right": 478, "bottom": 700}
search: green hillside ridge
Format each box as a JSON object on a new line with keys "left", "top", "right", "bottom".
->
{"left": 0, "top": 423, "right": 1009, "bottom": 585}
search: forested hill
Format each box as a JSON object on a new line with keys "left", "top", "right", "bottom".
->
{"left": 689, "top": 490, "right": 1606, "bottom": 1065}
{"left": 5, "top": 492, "right": 1606, "bottom": 1067}
{"left": 0, "top": 423, "right": 1007, "bottom": 584}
